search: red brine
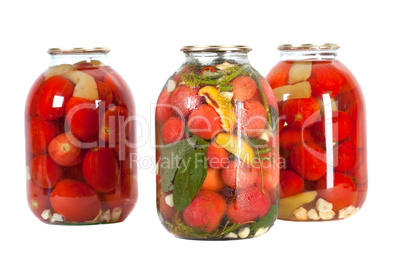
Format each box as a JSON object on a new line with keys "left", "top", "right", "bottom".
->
{"left": 266, "top": 44, "right": 367, "bottom": 221}
{"left": 25, "top": 48, "right": 137, "bottom": 224}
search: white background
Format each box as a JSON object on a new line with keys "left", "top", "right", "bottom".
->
{"left": 0, "top": 0, "right": 400, "bottom": 268}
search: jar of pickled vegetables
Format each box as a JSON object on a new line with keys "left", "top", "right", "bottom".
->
{"left": 25, "top": 47, "right": 138, "bottom": 224}
{"left": 266, "top": 43, "right": 367, "bottom": 221}
{"left": 155, "top": 45, "right": 280, "bottom": 239}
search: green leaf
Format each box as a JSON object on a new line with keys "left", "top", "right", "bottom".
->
{"left": 194, "top": 135, "right": 209, "bottom": 147}
{"left": 173, "top": 147, "right": 208, "bottom": 212}
{"left": 160, "top": 137, "right": 197, "bottom": 192}
{"left": 250, "top": 204, "right": 279, "bottom": 232}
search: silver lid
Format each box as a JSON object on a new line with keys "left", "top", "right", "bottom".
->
{"left": 181, "top": 45, "right": 252, "bottom": 52}
{"left": 47, "top": 47, "right": 110, "bottom": 55}
{"left": 277, "top": 43, "right": 340, "bottom": 51}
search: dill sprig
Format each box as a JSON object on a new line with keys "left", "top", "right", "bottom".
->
{"left": 179, "top": 64, "right": 248, "bottom": 88}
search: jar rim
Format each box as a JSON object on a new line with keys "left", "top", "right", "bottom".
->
{"left": 277, "top": 43, "right": 340, "bottom": 51}
{"left": 181, "top": 45, "right": 252, "bottom": 52}
{"left": 47, "top": 47, "right": 110, "bottom": 55}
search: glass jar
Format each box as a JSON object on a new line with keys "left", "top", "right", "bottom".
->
{"left": 155, "top": 45, "right": 279, "bottom": 239}
{"left": 25, "top": 47, "right": 138, "bottom": 224}
{"left": 266, "top": 43, "right": 367, "bottom": 221}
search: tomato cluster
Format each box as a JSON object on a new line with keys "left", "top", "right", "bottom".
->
{"left": 25, "top": 61, "right": 137, "bottom": 224}
{"left": 267, "top": 60, "right": 367, "bottom": 221}
{"left": 156, "top": 61, "right": 279, "bottom": 239}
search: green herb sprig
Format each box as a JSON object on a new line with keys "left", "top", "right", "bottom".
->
{"left": 179, "top": 64, "right": 247, "bottom": 88}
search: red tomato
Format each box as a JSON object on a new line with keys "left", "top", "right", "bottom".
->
{"left": 75, "top": 63, "right": 109, "bottom": 81}
{"left": 65, "top": 151, "right": 82, "bottom": 166}
{"left": 99, "top": 106, "right": 129, "bottom": 143}
{"left": 227, "top": 187, "right": 270, "bottom": 223}
{"left": 113, "top": 142, "right": 137, "bottom": 175}
{"left": 279, "top": 126, "right": 315, "bottom": 151}
{"left": 309, "top": 63, "right": 341, "bottom": 98}
{"left": 282, "top": 97, "right": 320, "bottom": 129}
{"left": 258, "top": 77, "right": 278, "bottom": 109}
{"left": 170, "top": 85, "right": 203, "bottom": 118}
{"left": 36, "top": 76, "right": 74, "bottom": 120}
{"left": 83, "top": 147, "right": 120, "bottom": 193}
{"left": 188, "top": 105, "right": 222, "bottom": 140}
{"left": 160, "top": 117, "right": 186, "bottom": 145}
{"left": 50, "top": 179, "right": 101, "bottom": 222}
{"left": 231, "top": 75, "right": 257, "bottom": 101}
{"left": 234, "top": 99, "right": 267, "bottom": 138}
{"left": 30, "top": 155, "right": 62, "bottom": 188}
{"left": 155, "top": 88, "right": 174, "bottom": 124}
{"left": 332, "top": 60, "right": 359, "bottom": 94}
{"left": 279, "top": 170, "right": 304, "bottom": 198}
{"left": 254, "top": 159, "right": 279, "bottom": 194}
{"left": 334, "top": 141, "right": 357, "bottom": 172}
{"left": 27, "top": 180, "right": 51, "bottom": 219}
{"left": 206, "top": 142, "right": 230, "bottom": 169}
{"left": 26, "top": 117, "right": 62, "bottom": 156}
{"left": 222, "top": 160, "right": 258, "bottom": 190}
{"left": 65, "top": 97, "right": 99, "bottom": 141}
{"left": 26, "top": 75, "right": 45, "bottom": 117}
{"left": 315, "top": 172, "right": 357, "bottom": 212}
{"left": 104, "top": 71, "right": 130, "bottom": 106}
{"left": 290, "top": 142, "right": 327, "bottom": 181}
{"left": 183, "top": 190, "right": 227, "bottom": 233}
{"left": 266, "top": 61, "right": 293, "bottom": 89}
{"left": 314, "top": 111, "right": 352, "bottom": 142}
{"left": 48, "top": 132, "right": 81, "bottom": 166}
{"left": 96, "top": 81, "right": 113, "bottom": 108}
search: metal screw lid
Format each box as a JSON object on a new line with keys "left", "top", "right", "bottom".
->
{"left": 277, "top": 43, "right": 340, "bottom": 51}
{"left": 181, "top": 45, "right": 252, "bottom": 52}
{"left": 47, "top": 47, "right": 110, "bottom": 55}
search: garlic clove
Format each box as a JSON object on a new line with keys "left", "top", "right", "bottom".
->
{"left": 254, "top": 227, "right": 269, "bottom": 237}
{"left": 167, "top": 79, "right": 177, "bottom": 93}
{"left": 165, "top": 193, "right": 174, "bottom": 208}
{"left": 293, "top": 207, "right": 308, "bottom": 220}
{"left": 41, "top": 209, "right": 52, "bottom": 220}
{"left": 339, "top": 205, "right": 356, "bottom": 219}
{"left": 223, "top": 232, "right": 238, "bottom": 239}
{"left": 111, "top": 207, "right": 122, "bottom": 222}
{"left": 238, "top": 227, "right": 251, "bottom": 239}
{"left": 307, "top": 209, "right": 320, "bottom": 220}
{"left": 287, "top": 61, "right": 312, "bottom": 84}
{"left": 319, "top": 210, "right": 335, "bottom": 220}
{"left": 316, "top": 198, "right": 333, "bottom": 213}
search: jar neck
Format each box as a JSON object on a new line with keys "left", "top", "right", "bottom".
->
{"left": 184, "top": 51, "right": 250, "bottom": 65}
{"left": 49, "top": 53, "right": 109, "bottom": 66}
{"left": 280, "top": 49, "right": 338, "bottom": 61}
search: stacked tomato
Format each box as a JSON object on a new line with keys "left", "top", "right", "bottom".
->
{"left": 156, "top": 62, "right": 280, "bottom": 239}
{"left": 267, "top": 60, "right": 367, "bottom": 221}
{"left": 25, "top": 61, "right": 137, "bottom": 224}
